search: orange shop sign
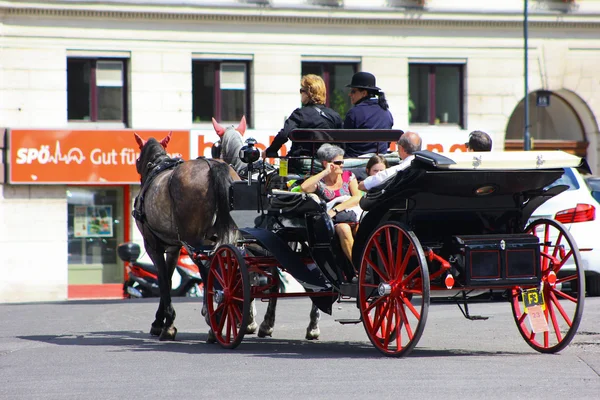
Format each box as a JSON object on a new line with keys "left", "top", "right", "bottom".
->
{"left": 8, "top": 129, "right": 190, "bottom": 184}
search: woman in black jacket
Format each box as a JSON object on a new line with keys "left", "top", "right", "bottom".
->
{"left": 265, "top": 74, "right": 343, "bottom": 175}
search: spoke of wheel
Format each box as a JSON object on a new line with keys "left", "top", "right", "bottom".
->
{"left": 232, "top": 302, "right": 243, "bottom": 323}
{"left": 225, "top": 308, "right": 233, "bottom": 343}
{"left": 399, "top": 266, "right": 420, "bottom": 288}
{"left": 386, "top": 228, "right": 394, "bottom": 278}
{"left": 231, "top": 277, "right": 242, "bottom": 294}
{"left": 402, "top": 295, "right": 421, "bottom": 320}
{"left": 372, "top": 301, "right": 391, "bottom": 336}
{"left": 213, "top": 260, "right": 226, "bottom": 288}
{"left": 395, "top": 243, "right": 414, "bottom": 281}
{"left": 394, "top": 231, "right": 405, "bottom": 280}
{"left": 550, "top": 291, "right": 573, "bottom": 326}
{"left": 364, "top": 256, "right": 388, "bottom": 282}
{"left": 541, "top": 226, "right": 551, "bottom": 273}
{"left": 553, "top": 288, "right": 577, "bottom": 303}
{"left": 551, "top": 231, "right": 563, "bottom": 261}
{"left": 398, "top": 299, "right": 413, "bottom": 341}
{"left": 394, "top": 299, "right": 403, "bottom": 351}
{"left": 557, "top": 273, "right": 578, "bottom": 285}
{"left": 373, "top": 236, "right": 391, "bottom": 279}
{"left": 229, "top": 307, "right": 239, "bottom": 339}
{"left": 217, "top": 305, "right": 227, "bottom": 335}
{"left": 382, "top": 299, "right": 395, "bottom": 349}
{"left": 364, "top": 295, "right": 386, "bottom": 314}
{"left": 546, "top": 297, "right": 563, "bottom": 343}
{"left": 553, "top": 250, "right": 573, "bottom": 273}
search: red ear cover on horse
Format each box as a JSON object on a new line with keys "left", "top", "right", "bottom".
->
{"left": 212, "top": 117, "right": 226, "bottom": 138}
{"left": 134, "top": 132, "right": 146, "bottom": 149}
{"left": 159, "top": 131, "right": 172, "bottom": 149}
{"left": 236, "top": 115, "right": 247, "bottom": 135}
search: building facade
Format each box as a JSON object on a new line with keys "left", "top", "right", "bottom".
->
{"left": 1, "top": 0, "right": 599, "bottom": 303}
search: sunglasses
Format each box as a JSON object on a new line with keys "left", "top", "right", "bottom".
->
{"left": 331, "top": 160, "right": 344, "bottom": 166}
{"left": 349, "top": 89, "right": 359, "bottom": 95}
{"left": 299, "top": 88, "right": 307, "bottom": 94}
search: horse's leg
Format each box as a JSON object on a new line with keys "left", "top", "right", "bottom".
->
{"left": 258, "top": 297, "right": 277, "bottom": 338}
{"left": 146, "top": 243, "right": 167, "bottom": 337}
{"left": 246, "top": 299, "right": 258, "bottom": 334}
{"left": 150, "top": 297, "right": 165, "bottom": 336}
{"left": 305, "top": 303, "right": 320, "bottom": 340}
{"left": 153, "top": 247, "right": 179, "bottom": 341}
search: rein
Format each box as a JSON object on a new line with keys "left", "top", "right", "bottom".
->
{"left": 133, "top": 157, "right": 184, "bottom": 223}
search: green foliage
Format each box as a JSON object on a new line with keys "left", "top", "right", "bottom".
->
{"left": 330, "top": 89, "right": 350, "bottom": 118}
{"left": 408, "top": 99, "right": 416, "bottom": 123}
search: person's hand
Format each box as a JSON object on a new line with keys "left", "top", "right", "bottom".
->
{"left": 327, "top": 209, "right": 336, "bottom": 219}
{"left": 326, "top": 162, "right": 335, "bottom": 174}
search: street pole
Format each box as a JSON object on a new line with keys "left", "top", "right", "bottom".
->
{"left": 524, "top": 0, "right": 531, "bottom": 150}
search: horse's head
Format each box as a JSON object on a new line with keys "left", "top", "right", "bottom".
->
{"left": 134, "top": 132, "right": 172, "bottom": 183}
{"left": 211, "top": 116, "right": 247, "bottom": 171}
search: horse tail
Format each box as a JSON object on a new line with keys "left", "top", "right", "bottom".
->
{"left": 208, "top": 160, "right": 238, "bottom": 246}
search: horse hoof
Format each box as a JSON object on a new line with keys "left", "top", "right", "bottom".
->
{"left": 207, "top": 329, "right": 217, "bottom": 344}
{"left": 305, "top": 328, "right": 320, "bottom": 340}
{"left": 150, "top": 325, "right": 163, "bottom": 337}
{"left": 246, "top": 321, "right": 258, "bottom": 335}
{"left": 257, "top": 322, "right": 274, "bottom": 338}
{"left": 159, "top": 326, "right": 177, "bottom": 341}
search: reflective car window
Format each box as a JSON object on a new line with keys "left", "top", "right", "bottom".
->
{"left": 546, "top": 168, "right": 579, "bottom": 191}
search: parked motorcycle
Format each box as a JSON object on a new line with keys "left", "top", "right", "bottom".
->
{"left": 117, "top": 242, "right": 203, "bottom": 298}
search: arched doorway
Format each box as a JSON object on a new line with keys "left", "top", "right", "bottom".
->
{"left": 505, "top": 90, "right": 588, "bottom": 157}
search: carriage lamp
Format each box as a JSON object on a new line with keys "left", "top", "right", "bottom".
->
{"left": 536, "top": 90, "right": 551, "bottom": 108}
{"left": 239, "top": 138, "right": 260, "bottom": 164}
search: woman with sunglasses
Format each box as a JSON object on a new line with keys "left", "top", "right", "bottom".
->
{"left": 301, "top": 144, "right": 362, "bottom": 266}
{"left": 264, "top": 74, "right": 343, "bottom": 175}
{"left": 344, "top": 72, "right": 394, "bottom": 158}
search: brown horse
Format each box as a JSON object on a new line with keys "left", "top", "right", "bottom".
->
{"left": 133, "top": 131, "right": 238, "bottom": 340}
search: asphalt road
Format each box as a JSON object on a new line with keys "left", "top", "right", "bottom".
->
{"left": 1, "top": 296, "right": 599, "bottom": 400}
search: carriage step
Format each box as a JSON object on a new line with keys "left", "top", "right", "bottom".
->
{"left": 335, "top": 319, "right": 362, "bottom": 325}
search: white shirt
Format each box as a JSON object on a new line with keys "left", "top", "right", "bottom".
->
{"left": 362, "top": 155, "right": 415, "bottom": 191}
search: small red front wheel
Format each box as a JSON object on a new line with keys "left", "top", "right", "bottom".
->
{"left": 358, "top": 221, "right": 430, "bottom": 357}
{"left": 511, "top": 218, "right": 585, "bottom": 353}
{"left": 206, "top": 245, "right": 250, "bottom": 349}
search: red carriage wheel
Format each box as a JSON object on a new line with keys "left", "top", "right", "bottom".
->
{"left": 206, "top": 244, "right": 250, "bottom": 349}
{"left": 511, "top": 218, "right": 585, "bottom": 353}
{"left": 358, "top": 221, "right": 430, "bottom": 357}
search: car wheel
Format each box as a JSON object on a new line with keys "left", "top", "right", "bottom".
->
{"left": 587, "top": 274, "right": 600, "bottom": 297}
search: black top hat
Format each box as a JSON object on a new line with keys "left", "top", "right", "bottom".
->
{"left": 346, "top": 72, "right": 381, "bottom": 91}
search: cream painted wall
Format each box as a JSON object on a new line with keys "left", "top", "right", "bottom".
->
{"left": 0, "top": 185, "right": 68, "bottom": 303}
{"left": 1, "top": 1, "right": 600, "bottom": 303}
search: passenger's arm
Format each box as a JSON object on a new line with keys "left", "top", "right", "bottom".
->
{"left": 264, "top": 108, "right": 302, "bottom": 157}
{"left": 300, "top": 166, "right": 331, "bottom": 193}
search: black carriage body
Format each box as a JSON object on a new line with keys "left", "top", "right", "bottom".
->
{"left": 355, "top": 151, "right": 571, "bottom": 290}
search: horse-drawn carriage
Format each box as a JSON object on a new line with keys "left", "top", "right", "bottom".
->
{"left": 132, "top": 128, "right": 585, "bottom": 357}
{"left": 200, "top": 129, "right": 585, "bottom": 357}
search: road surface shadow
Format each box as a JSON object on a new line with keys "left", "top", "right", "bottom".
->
{"left": 19, "top": 330, "right": 531, "bottom": 359}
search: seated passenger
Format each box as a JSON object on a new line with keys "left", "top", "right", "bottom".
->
{"left": 300, "top": 144, "right": 362, "bottom": 264}
{"left": 466, "top": 130, "right": 493, "bottom": 152}
{"left": 358, "top": 131, "right": 422, "bottom": 192}
{"left": 264, "top": 74, "right": 343, "bottom": 175}
{"left": 343, "top": 72, "right": 393, "bottom": 157}
{"left": 365, "top": 155, "right": 389, "bottom": 178}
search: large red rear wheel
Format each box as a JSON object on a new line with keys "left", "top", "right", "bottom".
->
{"left": 511, "top": 218, "right": 585, "bottom": 353}
{"left": 206, "top": 245, "right": 250, "bottom": 349}
{"left": 358, "top": 221, "right": 430, "bottom": 357}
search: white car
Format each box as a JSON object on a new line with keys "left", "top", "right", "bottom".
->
{"left": 530, "top": 167, "right": 600, "bottom": 296}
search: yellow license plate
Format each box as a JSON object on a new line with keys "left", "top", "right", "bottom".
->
{"left": 522, "top": 288, "right": 545, "bottom": 313}
{"left": 278, "top": 158, "right": 288, "bottom": 177}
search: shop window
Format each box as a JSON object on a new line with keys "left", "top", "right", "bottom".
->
{"left": 192, "top": 61, "right": 251, "bottom": 125}
{"left": 409, "top": 63, "right": 464, "bottom": 127}
{"left": 302, "top": 62, "right": 357, "bottom": 119}
{"left": 67, "top": 187, "right": 125, "bottom": 284}
{"left": 67, "top": 58, "right": 128, "bottom": 123}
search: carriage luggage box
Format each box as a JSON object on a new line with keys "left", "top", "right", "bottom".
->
{"left": 454, "top": 234, "right": 541, "bottom": 287}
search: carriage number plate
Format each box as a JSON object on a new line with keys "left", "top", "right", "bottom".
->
{"left": 522, "top": 288, "right": 545, "bottom": 312}
{"left": 279, "top": 159, "right": 288, "bottom": 177}
{"left": 523, "top": 289, "right": 549, "bottom": 333}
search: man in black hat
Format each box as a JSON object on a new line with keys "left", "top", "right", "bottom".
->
{"left": 343, "top": 71, "right": 394, "bottom": 158}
